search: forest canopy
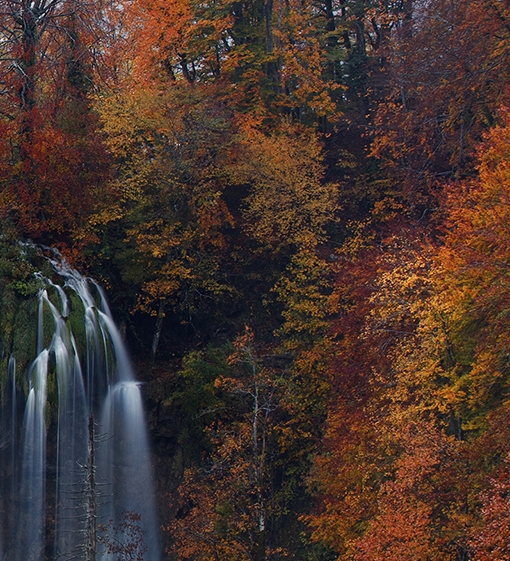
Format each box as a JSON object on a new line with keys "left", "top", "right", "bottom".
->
{"left": 0, "top": 0, "right": 510, "bottom": 559}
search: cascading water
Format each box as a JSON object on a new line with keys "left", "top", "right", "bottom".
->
{"left": 0, "top": 252, "right": 160, "bottom": 561}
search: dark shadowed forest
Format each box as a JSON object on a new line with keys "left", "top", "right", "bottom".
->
{"left": 1, "top": 0, "right": 510, "bottom": 559}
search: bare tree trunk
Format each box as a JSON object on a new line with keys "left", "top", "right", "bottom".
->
{"left": 151, "top": 300, "right": 165, "bottom": 361}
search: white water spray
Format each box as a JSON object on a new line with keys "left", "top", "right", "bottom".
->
{"left": 2, "top": 254, "right": 160, "bottom": 561}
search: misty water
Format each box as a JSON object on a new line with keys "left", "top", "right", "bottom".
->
{"left": 0, "top": 251, "right": 160, "bottom": 560}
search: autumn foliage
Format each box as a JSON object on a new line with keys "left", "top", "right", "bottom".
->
{"left": 306, "top": 107, "right": 510, "bottom": 560}
{"left": 2, "top": 0, "right": 510, "bottom": 559}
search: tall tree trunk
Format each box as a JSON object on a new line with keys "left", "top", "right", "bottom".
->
{"left": 151, "top": 299, "right": 165, "bottom": 361}
{"left": 18, "top": 5, "right": 38, "bottom": 161}
{"left": 264, "top": 0, "right": 280, "bottom": 86}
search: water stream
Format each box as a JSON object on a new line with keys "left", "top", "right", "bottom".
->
{"left": 1, "top": 253, "right": 160, "bottom": 560}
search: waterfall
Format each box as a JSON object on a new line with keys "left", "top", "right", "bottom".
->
{"left": 0, "top": 253, "right": 160, "bottom": 561}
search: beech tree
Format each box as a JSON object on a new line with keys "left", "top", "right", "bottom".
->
{"left": 228, "top": 121, "right": 338, "bottom": 249}
{"left": 167, "top": 329, "right": 291, "bottom": 561}
{"left": 125, "top": 0, "right": 339, "bottom": 123}
{"left": 0, "top": 0, "right": 97, "bottom": 147}
{"left": 371, "top": 0, "right": 510, "bottom": 206}
{"left": 0, "top": 0, "right": 113, "bottom": 243}
{"left": 91, "top": 83, "right": 237, "bottom": 353}
{"left": 305, "top": 104, "right": 510, "bottom": 560}
{"left": 470, "top": 456, "right": 510, "bottom": 561}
